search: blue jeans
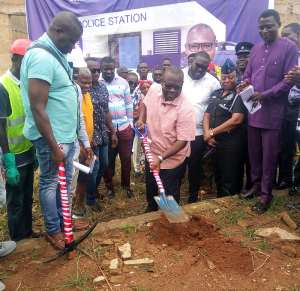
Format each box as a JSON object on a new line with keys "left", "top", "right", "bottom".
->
{"left": 86, "top": 144, "right": 108, "bottom": 205}
{"left": 33, "top": 137, "right": 75, "bottom": 235}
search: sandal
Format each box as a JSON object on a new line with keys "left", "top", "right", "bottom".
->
{"left": 45, "top": 232, "right": 65, "bottom": 250}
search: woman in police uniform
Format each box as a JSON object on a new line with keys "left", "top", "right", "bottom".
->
{"left": 203, "top": 58, "right": 246, "bottom": 197}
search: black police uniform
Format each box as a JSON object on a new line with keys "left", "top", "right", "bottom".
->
{"left": 206, "top": 89, "right": 246, "bottom": 197}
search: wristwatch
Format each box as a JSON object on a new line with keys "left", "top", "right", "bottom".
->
{"left": 158, "top": 155, "right": 164, "bottom": 162}
{"left": 209, "top": 129, "right": 214, "bottom": 137}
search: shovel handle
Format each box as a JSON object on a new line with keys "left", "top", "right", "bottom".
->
{"left": 134, "top": 126, "right": 166, "bottom": 194}
{"left": 141, "top": 137, "right": 165, "bottom": 194}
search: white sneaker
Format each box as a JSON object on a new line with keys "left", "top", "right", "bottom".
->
{"left": 0, "top": 280, "right": 5, "bottom": 291}
{"left": 0, "top": 241, "right": 16, "bottom": 257}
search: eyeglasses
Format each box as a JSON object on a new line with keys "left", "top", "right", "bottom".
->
{"left": 90, "top": 68, "right": 101, "bottom": 74}
{"left": 188, "top": 42, "right": 215, "bottom": 52}
{"left": 163, "top": 83, "right": 183, "bottom": 91}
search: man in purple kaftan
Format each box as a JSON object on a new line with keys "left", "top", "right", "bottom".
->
{"left": 242, "top": 9, "right": 298, "bottom": 214}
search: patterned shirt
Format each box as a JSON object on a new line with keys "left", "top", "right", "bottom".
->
{"left": 100, "top": 75, "right": 133, "bottom": 131}
{"left": 90, "top": 82, "right": 109, "bottom": 146}
{"left": 132, "top": 86, "right": 143, "bottom": 120}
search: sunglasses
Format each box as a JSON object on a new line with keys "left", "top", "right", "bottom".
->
{"left": 163, "top": 83, "right": 182, "bottom": 91}
{"left": 90, "top": 68, "right": 101, "bottom": 73}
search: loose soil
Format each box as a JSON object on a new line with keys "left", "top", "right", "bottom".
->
{"left": 1, "top": 158, "right": 300, "bottom": 290}
{"left": 149, "top": 215, "right": 253, "bottom": 275}
{"left": 2, "top": 210, "right": 300, "bottom": 291}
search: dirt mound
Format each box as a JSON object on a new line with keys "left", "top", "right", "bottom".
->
{"left": 149, "top": 215, "right": 253, "bottom": 275}
{"left": 149, "top": 215, "right": 217, "bottom": 249}
{"left": 198, "top": 237, "right": 253, "bottom": 274}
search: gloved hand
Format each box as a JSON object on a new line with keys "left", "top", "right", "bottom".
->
{"left": 3, "top": 153, "right": 20, "bottom": 186}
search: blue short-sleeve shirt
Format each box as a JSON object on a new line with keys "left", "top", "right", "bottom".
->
{"left": 21, "top": 33, "right": 78, "bottom": 143}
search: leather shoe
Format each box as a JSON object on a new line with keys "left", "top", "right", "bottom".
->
{"left": 277, "top": 181, "right": 292, "bottom": 190}
{"left": 251, "top": 201, "right": 271, "bottom": 215}
{"left": 288, "top": 186, "right": 300, "bottom": 196}
{"left": 240, "top": 184, "right": 260, "bottom": 199}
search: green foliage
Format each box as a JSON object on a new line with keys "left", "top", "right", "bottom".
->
{"left": 131, "top": 286, "right": 153, "bottom": 291}
{"left": 223, "top": 209, "right": 246, "bottom": 225}
{"left": 243, "top": 228, "right": 256, "bottom": 240}
{"left": 257, "top": 239, "right": 272, "bottom": 252}
{"left": 267, "top": 195, "right": 287, "bottom": 215}
{"left": 59, "top": 256, "right": 91, "bottom": 290}
{"left": 119, "top": 223, "right": 137, "bottom": 234}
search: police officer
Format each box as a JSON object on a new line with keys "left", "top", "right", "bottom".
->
{"left": 235, "top": 42, "right": 254, "bottom": 84}
{"left": 203, "top": 59, "right": 246, "bottom": 197}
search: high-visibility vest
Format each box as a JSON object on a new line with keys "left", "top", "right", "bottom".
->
{"left": 0, "top": 73, "right": 32, "bottom": 154}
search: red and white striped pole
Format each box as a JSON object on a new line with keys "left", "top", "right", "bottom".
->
{"left": 141, "top": 136, "right": 165, "bottom": 194}
{"left": 58, "top": 162, "right": 74, "bottom": 245}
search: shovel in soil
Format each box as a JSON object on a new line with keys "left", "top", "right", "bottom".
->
{"left": 134, "top": 126, "right": 189, "bottom": 223}
{"left": 44, "top": 160, "right": 97, "bottom": 263}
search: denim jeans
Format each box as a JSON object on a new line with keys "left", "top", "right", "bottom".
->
{"left": 32, "top": 137, "right": 75, "bottom": 235}
{"left": 87, "top": 144, "right": 108, "bottom": 205}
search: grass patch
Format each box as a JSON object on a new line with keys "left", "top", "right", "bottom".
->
{"left": 93, "top": 245, "right": 107, "bottom": 259}
{"left": 57, "top": 256, "right": 91, "bottom": 290}
{"left": 221, "top": 208, "right": 246, "bottom": 225}
{"left": 119, "top": 224, "right": 137, "bottom": 234}
{"left": 233, "top": 196, "right": 253, "bottom": 207}
{"left": 289, "top": 286, "right": 300, "bottom": 291}
{"left": 267, "top": 195, "right": 287, "bottom": 215}
{"left": 257, "top": 239, "right": 272, "bottom": 252}
{"left": 131, "top": 286, "right": 153, "bottom": 291}
{"left": 243, "top": 228, "right": 256, "bottom": 241}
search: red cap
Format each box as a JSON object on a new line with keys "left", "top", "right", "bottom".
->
{"left": 10, "top": 39, "right": 32, "bottom": 56}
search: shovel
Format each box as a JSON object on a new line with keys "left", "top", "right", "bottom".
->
{"left": 44, "top": 160, "right": 97, "bottom": 263}
{"left": 134, "top": 126, "right": 189, "bottom": 223}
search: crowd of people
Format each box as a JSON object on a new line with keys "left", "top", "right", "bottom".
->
{"left": 0, "top": 8, "right": 300, "bottom": 290}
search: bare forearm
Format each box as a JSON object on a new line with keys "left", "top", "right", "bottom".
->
{"left": 106, "top": 112, "right": 115, "bottom": 134}
{"left": 138, "top": 103, "right": 146, "bottom": 124}
{"left": 203, "top": 113, "right": 210, "bottom": 135}
{"left": 0, "top": 120, "right": 9, "bottom": 153}
{"left": 161, "top": 140, "right": 187, "bottom": 160}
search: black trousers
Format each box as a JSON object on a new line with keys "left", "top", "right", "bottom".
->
{"left": 278, "top": 119, "right": 297, "bottom": 185}
{"left": 145, "top": 160, "right": 186, "bottom": 211}
{"left": 239, "top": 130, "right": 252, "bottom": 190}
{"left": 293, "top": 131, "right": 300, "bottom": 186}
{"left": 187, "top": 135, "right": 206, "bottom": 195}
{"left": 6, "top": 162, "right": 34, "bottom": 241}
{"left": 214, "top": 135, "right": 244, "bottom": 197}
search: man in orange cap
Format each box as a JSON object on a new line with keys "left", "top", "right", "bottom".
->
{"left": 0, "top": 38, "right": 39, "bottom": 241}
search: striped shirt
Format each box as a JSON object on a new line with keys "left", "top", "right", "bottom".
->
{"left": 100, "top": 75, "right": 133, "bottom": 131}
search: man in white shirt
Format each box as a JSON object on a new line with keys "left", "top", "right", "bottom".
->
{"left": 182, "top": 51, "right": 221, "bottom": 203}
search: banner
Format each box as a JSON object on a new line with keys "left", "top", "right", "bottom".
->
{"left": 26, "top": 0, "right": 272, "bottom": 68}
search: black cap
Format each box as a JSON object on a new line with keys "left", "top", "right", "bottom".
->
{"left": 221, "top": 58, "right": 236, "bottom": 74}
{"left": 235, "top": 42, "right": 254, "bottom": 55}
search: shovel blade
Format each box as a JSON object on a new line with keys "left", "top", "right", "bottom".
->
{"left": 154, "top": 195, "right": 189, "bottom": 223}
